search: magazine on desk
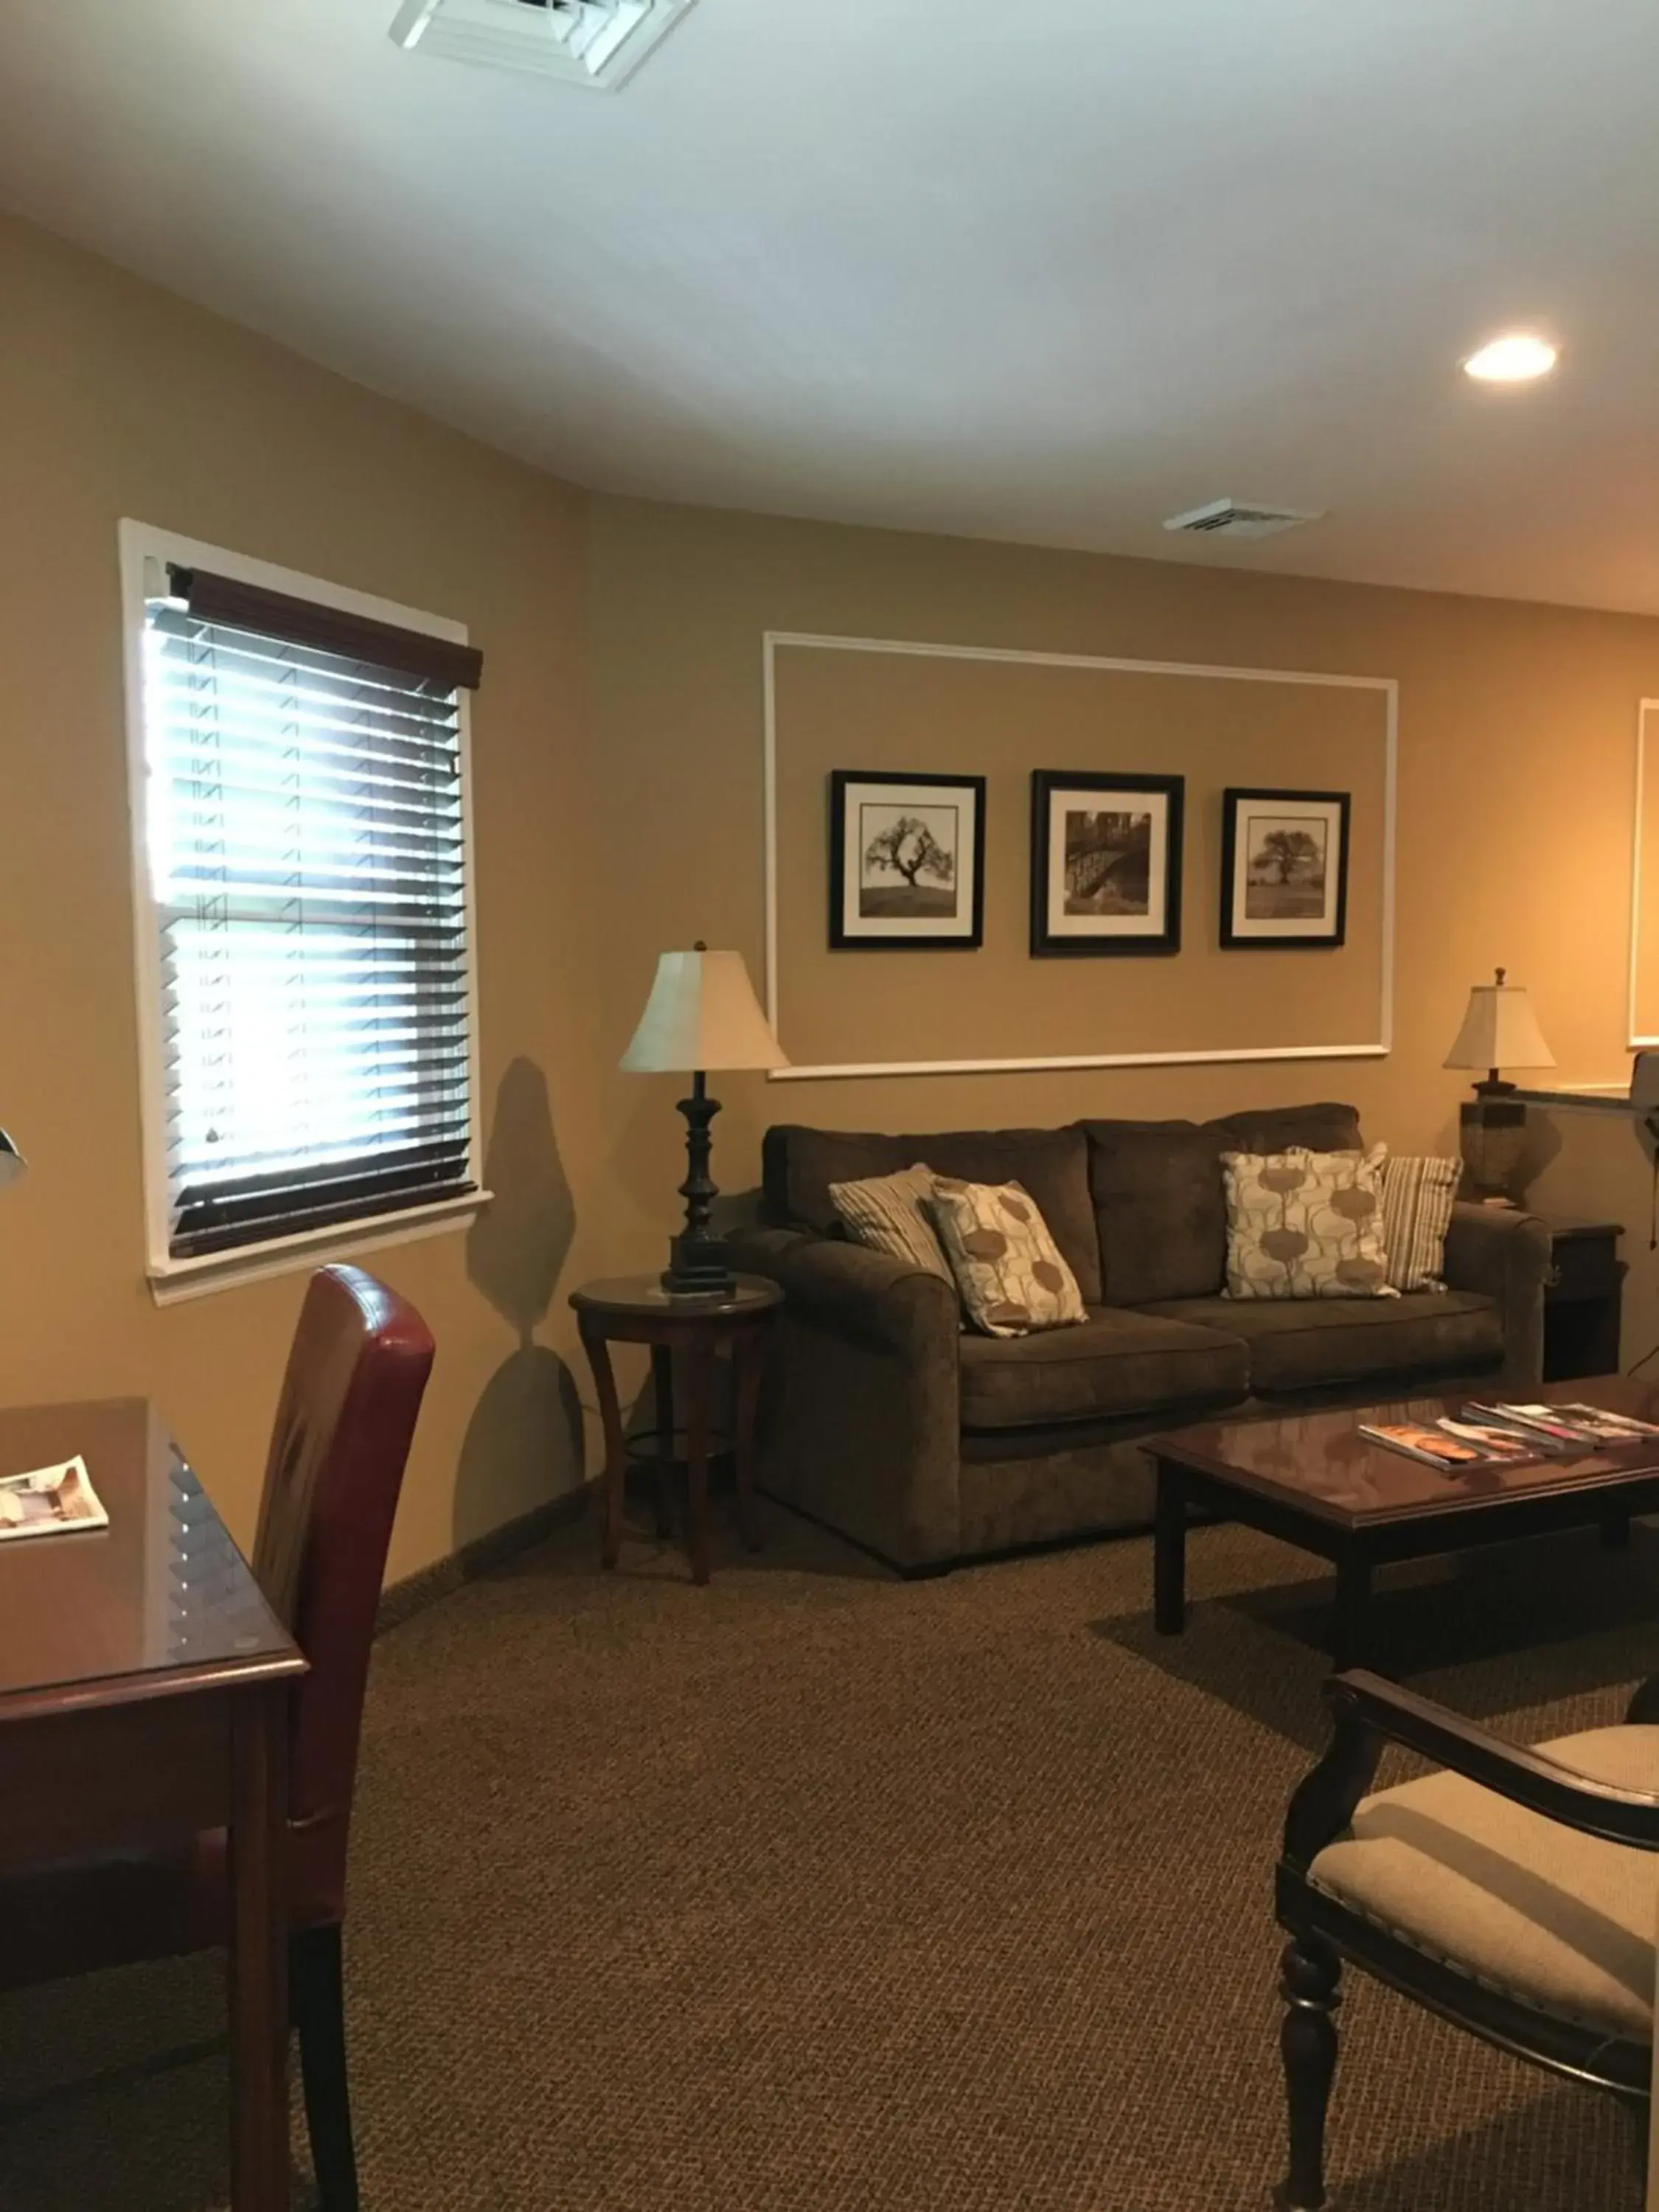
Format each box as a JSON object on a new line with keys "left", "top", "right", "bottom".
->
{"left": 0, "top": 1455, "right": 108, "bottom": 1542}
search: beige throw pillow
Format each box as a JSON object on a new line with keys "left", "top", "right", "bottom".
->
{"left": 829, "top": 1164, "right": 956, "bottom": 1286}
{"left": 925, "top": 1178, "right": 1088, "bottom": 1337}
{"left": 1222, "top": 1144, "right": 1395, "bottom": 1301}
{"left": 1379, "top": 1153, "right": 1460, "bottom": 1292}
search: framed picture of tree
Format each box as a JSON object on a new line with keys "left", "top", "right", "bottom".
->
{"left": 1029, "top": 770, "right": 1184, "bottom": 956}
{"left": 829, "top": 771, "right": 986, "bottom": 949}
{"left": 1219, "top": 787, "right": 1350, "bottom": 949}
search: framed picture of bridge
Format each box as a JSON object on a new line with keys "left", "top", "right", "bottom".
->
{"left": 1219, "top": 786, "right": 1350, "bottom": 949}
{"left": 1029, "top": 770, "right": 1185, "bottom": 956}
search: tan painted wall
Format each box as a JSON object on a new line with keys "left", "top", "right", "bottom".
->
{"left": 588, "top": 496, "right": 1659, "bottom": 1274}
{"left": 10, "top": 206, "right": 1659, "bottom": 1587}
{"left": 773, "top": 648, "right": 1389, "bottom": 1067}
{"left": 0, "top": 213, "right": 610, "bottom": 1579}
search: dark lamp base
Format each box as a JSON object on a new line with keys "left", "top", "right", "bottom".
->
{"left": 1459, "top": 1093, "right": 1528, "bottom": 1206}
{"left": 660, "top": 1071, "right": 736, "bottom": 1297}
{"left": 662, "top": 1249, "right": 736, "bottom": 1300}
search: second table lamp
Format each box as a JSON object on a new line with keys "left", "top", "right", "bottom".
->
{"left": 1443, "top": 967, "right": 1555, "bottom": 1203}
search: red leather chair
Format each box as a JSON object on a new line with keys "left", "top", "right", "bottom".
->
{"left": 0, "top": 1265, "right": 435, "bottom": 2210}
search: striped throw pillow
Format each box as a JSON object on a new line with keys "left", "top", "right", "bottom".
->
{"left": 1379, "top": 1153, "right": 1460, "bottom": 1292}
{"left": 829, "top": 1164, "right": 955, "bottom": 1285}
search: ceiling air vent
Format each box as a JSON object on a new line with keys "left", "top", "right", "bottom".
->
{"left": 1162, "top": 498, "right": 1324, "bottom": 540}
{"left": 389, "top": 0, "right": 699, "bottom": 89}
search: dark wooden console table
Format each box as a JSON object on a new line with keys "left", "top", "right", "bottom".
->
{"left": 1535, "top": 1215, "right": 1624, "bottom": 1381}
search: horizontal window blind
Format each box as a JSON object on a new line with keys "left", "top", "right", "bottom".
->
{"left": 142, "top": 577, "right": 479, "bottom": 1260}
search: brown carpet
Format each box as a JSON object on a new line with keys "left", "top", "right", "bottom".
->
{"left": 0, "top": 1497, "right": 1651, "bottom": 2211}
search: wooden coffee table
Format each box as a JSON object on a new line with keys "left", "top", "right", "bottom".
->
{"left": 1149, "top": 1375, "right": 1659, "bottom": 1669}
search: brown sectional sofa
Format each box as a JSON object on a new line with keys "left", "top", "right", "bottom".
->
{"left": 726, "top": 1103, "right": 1551, "bottom": 1574}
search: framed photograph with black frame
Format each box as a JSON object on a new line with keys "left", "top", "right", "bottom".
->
{"left": 829, "top": 770, "right": 986, "bottom": 950}
{"left": 1220, "top": 787, "right": 1350, "bottom": 949}
{"left": 1029, "top": 770, "right": 1184, "bottom": 956}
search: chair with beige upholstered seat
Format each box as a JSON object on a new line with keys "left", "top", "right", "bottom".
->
{"left": 1272, "top": 1668, "right": 1658, "bottom": 2209}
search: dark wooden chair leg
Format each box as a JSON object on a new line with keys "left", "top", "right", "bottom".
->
{"left": 1274, "top": 1935, "right": 1340, "bottom": 2212}
{"left": 291, "top": 1922, "right": 361, "bottom": 2212}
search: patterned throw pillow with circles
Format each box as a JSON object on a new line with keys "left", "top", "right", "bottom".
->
{"left": 1221, "top": 1145, "right": 1396, "bottom": 1301}
{"left": 925, "top": 1178, "right": 1088, "bottom": 1337}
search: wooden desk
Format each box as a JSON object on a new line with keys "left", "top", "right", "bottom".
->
{"left": 0, "top": 1399, "right": 305, "bottom": 2210}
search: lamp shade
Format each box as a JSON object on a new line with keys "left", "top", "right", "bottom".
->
{"left": 620, "top": 949, "right": 789, "bottom": 1075}
{"left": 1443, "top": 970, "right": 1556, "bottom": 1073}
{"left": 0, "top": 1129, "right": 24, "bottom": 1188}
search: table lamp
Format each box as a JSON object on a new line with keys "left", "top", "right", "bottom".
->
{"left": 1443, "top": 967, "right": 1555, "bottom": 1203}
{"left": 0, "top": 1130, "right": 25, "bottom": 1188}
{"left": 622, "top": 945, "right": 788, "bottom": 1296}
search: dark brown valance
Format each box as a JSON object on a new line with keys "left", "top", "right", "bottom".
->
{"left": 168, "top": 566, "right": 483, "bottom": 692}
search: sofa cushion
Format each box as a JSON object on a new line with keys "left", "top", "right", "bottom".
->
{"left": 1309, "top": 1724, "right": 1659, "bottom": 2040}
{"left": 1207, "top": 1101, "right": 1363, "bottom": 1156}
{"left": 763, "top": 1124, "right": 1102, "bottom": 1302}
{"left": 958, "top": 1305, "right": 1248, "bottom": 1431}
{"left": 1137, "top": 1290, "right": 1503, "bottom": 1395}
{"left": 1077, "top": 1119, "right": 1230, "bottom": 1305}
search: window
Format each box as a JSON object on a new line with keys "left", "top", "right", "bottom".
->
{"left": 122, "top": 525, "right": 486, "bottom": 1295}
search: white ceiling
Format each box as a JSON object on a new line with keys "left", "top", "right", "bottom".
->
{"left": 4, "top": 0, "right": 1659, "bottom": 612}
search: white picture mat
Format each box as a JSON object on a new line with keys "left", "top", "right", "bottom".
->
{"left": 1229, "top": 796, "right": 1346, "bottom": 939}
{"left": 762, "top": 633, "right": 1397, "bottom": 1081}
{"left": 1046, "top": 787, "right": 1168, "bottom": 936}
{"left": 838, "top": 778, "right": 978, "bottom": 939}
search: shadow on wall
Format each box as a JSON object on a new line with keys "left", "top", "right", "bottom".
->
{"left": 1515, "top": 1107, "right": 1565, "bottom": 1204}
{"left": 454, "top": 1058, "right": 584, "bottom": 1552}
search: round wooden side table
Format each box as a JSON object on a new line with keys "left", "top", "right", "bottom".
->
{"left": 569, "top": 1273, "right": 782, "bottom": 1585}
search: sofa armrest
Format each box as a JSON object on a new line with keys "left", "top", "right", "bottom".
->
{"left": 1441, "top": 1203, "right": 1551, "bottom": 1388}
{"left": 731, "top": 1225, "right": 958, "bottom": 1352}
{"left": 726, "top": 1226, "right": 963, "bottom": 1571}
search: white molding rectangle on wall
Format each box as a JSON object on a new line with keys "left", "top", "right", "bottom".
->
{"left": 761, "top": 631, "right": 1399, "bottom": 1083}
{"left": 1628, "top": 699, "right": 1659, "bottom": 1049}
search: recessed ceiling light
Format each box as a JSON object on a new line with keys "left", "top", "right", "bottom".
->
{"left": 1462, "top": 333, "right": 1559, "bottom": 384}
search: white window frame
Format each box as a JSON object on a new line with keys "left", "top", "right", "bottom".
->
{"left": 119, "top": 518, "right": 490, "bottom": 1305}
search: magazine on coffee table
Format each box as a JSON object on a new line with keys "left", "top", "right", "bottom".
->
{"left": 1357, "top": 1419, "right": 1539, "bottom": 1472}
{"left": 0, "top": 1455, "right": 108, "bottom": 1543}
{"left": 1464, "top": 1402, "right": 1659, "bottom": 1451}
